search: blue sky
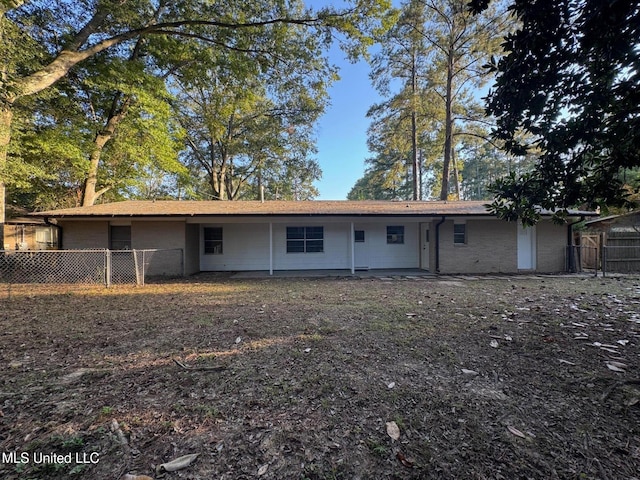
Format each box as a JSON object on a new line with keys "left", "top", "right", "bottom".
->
{"left": 312, "top": 48, "right": 379, "bottom": 200}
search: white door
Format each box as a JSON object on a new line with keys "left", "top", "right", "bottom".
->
{"left": 517, "top": 223, "right": 536, "bottom": 270}
{"left": 354, "top": 229, "right": 368, "bottom": 270}
{"left": 421, "top": 223, "right": 430, "bottom": 270}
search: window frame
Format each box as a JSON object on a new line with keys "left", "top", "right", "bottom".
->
{"left": 386, "top": 225, "right": 405, "bottom": 244}
{"left": 110, "top": 226, "right": 131, "bottom": 250}
{"left": 286, "top": 226, "right": 324, "bottom": 253}
{"left": 454, "top": 223, "right": 467, "bottom": 245}
{"left": 203, "top": 226, "right": 223, "bottom": 255}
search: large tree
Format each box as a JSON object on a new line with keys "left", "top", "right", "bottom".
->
{"left": 471, "top": 0, "right": 640, "bottom": 224}
{"left": 171, "top": 19, "right": 329, "bottom": 201}
{"left": 354, "top": 0, "right": 511, "bottom": 201}
{"left": 0, "top": 0, "right": 391, "bottom": 244}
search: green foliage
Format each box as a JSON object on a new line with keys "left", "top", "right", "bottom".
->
{"left": 1, "top": 0, "right": 393, "bottom": 212}
{"left": 172, "top": 1, "right": 332, "bottom": 200}
{"left": 478, "top": 0, "right": 640, "bottom": 223}
{"left": 351, "top": 0, "right": 513, "bottom": 201}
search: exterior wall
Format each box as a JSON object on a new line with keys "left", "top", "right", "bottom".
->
{"left": 353, "top": 222, "right": 419, "bottom": 269}
{"left": 438, "top": 219, "right": 518, "bottom": 273}
{"left": 184, "top": 223, "right": 200, "bottom": 275}
{"left": 200, "top": 223, "right": 271, "bottom": 271}
{"left": 272, "top": 222, "right": 349, "bottom": 270}
{"left": 59, "top": 221, "right": 109, "bottom": 249}
{"left": 199, "top": 220, "right": 419, "bottom": 272}
{"left": 536, "top": 220, "right": 568, "bottom": 272}
{"left": 57, "top": 216, "right": 571, "bottom": 275}
{"left": 2, "top": 224, "right": 55, "bottom": 250}
{"left": 131, "top": 221, "right": 186, "bottom": 276}
{"left": 131, "top": 221, "right": 184, "bottom": 249}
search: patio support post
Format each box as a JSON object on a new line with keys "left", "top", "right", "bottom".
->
{"left": 269, "top": 222, "right": 273, "bottom": 275}
{"left": 350, "top": 222, "right": 355, "bottom": 274}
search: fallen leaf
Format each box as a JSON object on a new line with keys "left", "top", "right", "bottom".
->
{"left": 235, "top": 337, "right": 242, "bottom": 344}
{"left": 405, "top": 313, "right": 417, "bottom": 317}
{"left": 558, "top": 359, "right": 576, "bottom": 366}
{"left": 122, "top": 475, "right": 154, "bottom": 480}
{"left": 490, "top": 339, "right": 499, "bottom": 348}
{"left": 601, "top": 347, "right": 619, "bottom": 354}
{"left": 606, "top": 362, "right": 626, "bottom": 373}
{"left": 507, "top": 426, "right": 526, "bottom": 438}
{"left": 257, "top": 464, "right": 269, "bottom": 476}
{"left": 387, "top": 381, "right": 396, "bottom": 389}
{"left": 617, "top": 340, "right": 630, "bottom": 346}
{"left": 461, "top": 368, "right": 479, "bottom": 376}
{"left": 386, "top": 421, "right": 400, "bottom": 441}
{"left": 158, "top": 453, "right": 200, "bottom": 472}
{"left": 504, "top": 335, "right": 513, "bottom": 341}
{"left": 304, "top": 348, "right": 311, "bottom": 353}
{"left": 396, "top": 451, "right": 414, "bottom": 468}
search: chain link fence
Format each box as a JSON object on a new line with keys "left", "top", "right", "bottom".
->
{"left": 0, "top": 249, "right": 183, "bottom": 286}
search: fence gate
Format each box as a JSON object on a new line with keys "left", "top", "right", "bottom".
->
{"left": 580, "top": 234, "right": 601, "bottom": 270}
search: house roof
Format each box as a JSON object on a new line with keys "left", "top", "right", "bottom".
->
{"left": 6, "top": 205, "right": 47, "bottom": 225}
{"left": 30, "top": 199, "right": 599, "bottom": 219}
{"left": 584, "top": 210, "right": 640, "bottom": 231}
{"left": 584, "top": 210, "right": 640, "bottom": 226}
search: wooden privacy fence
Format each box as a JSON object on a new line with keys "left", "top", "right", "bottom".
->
{"left": 575, "top": 232, "right": 640, "bottom": 274}
{"left": 603, "top": 230, "right": 640, "bottom": 273}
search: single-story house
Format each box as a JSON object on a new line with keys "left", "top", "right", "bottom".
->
{"left": 31, "top": 200, "right": 597, "bottom": 276}
{"left": 4, "top": 205, "right": 59, "bottom": 251}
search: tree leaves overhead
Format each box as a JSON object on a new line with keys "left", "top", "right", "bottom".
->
{"left": 476, "top": 0, "right": 640, "bottom": 224}
{"left": 350, "top": 0, "right": 512, "bottom": 201}
{"left": 1, "top": 0, "right": 393, "bottom": 212}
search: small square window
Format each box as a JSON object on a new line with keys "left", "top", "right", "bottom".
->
{"left": 387, "top": 226, "right": 404, "bottom": 244}
{"left": 204, "top": 227, "right": 223, "bottom": 254}
{"left": 454, "top": 224, "right": 466, "bottom": 244}
{"left": 354, "top": 230, "right": 365, "bottom": 243}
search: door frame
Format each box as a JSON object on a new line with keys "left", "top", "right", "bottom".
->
{"left": 420, "top": 222, "right": 430, "bottom": 270}
{"left": 517, "top": 223, "right": 537, "bottom": 270}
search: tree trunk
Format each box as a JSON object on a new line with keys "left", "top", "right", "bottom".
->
{"left": 82, "top": 131, "right": 111, "bottom": 206}
{"left": 452, "top": 144, "right": 461, "bottom": 200}
{"left": 0, "top": 105, "right": 13, "bottom": 248}
{"left": 82, "top": 37, "right": 144, "bottom": 206}
{"left": 411, "top": 51, "right": 419, "bottom": 201}
{"left": 81, "top": 91, "right": 133, "bottom": 206}
{"left": 439, "top": 47, "right": 455, "bottom": 201}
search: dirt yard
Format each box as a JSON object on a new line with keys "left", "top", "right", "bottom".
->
{"left": 0, "top": 274, "right": 639, "bottom": 480}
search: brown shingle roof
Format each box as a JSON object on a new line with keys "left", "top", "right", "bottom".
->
{"left": 30, "top": 200, "right": 597, "bottom": 219}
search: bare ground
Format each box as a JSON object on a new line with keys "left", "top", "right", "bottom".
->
{"left": 0, "top": 274, "right": 639, "bottom": 480}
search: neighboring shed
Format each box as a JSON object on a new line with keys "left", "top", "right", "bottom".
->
{"left": 3, "top": 205, "right": 59, "bottom": 251}
{"left": 31, "top": 200, "right": 597, "bottom": 276}
{"left": 583, "top": 211, "right": 640, "bottom": 273}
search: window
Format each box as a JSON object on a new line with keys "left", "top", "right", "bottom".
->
{"left": 110, "top": 226, "right": 131, "bottom": 250}
{"left": 287, "top": 226, "right": 324, "bottom": 253}
{"left": 387, "top": 225, "right": 404, "bottom": 244}
{"left": 36, "top": 227, "right": 58, "bottom": 249}
{"left": 204, "top": 227, "right": 223, "bottom": 254}
{"left": 454, "top": 223, "right": 466, "bottom": 245}
{"left": 354, "top": 230, "right": 365, "bottom": 243}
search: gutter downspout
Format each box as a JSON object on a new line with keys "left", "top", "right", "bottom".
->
{"left": 44, "top": 217, "right": 62, "bottom": 249}
{"left": 435, "top": 216, "right": 446, "bottom": 273}
{"left": 567, "top": 216, "right": 585, "bottom": 273}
